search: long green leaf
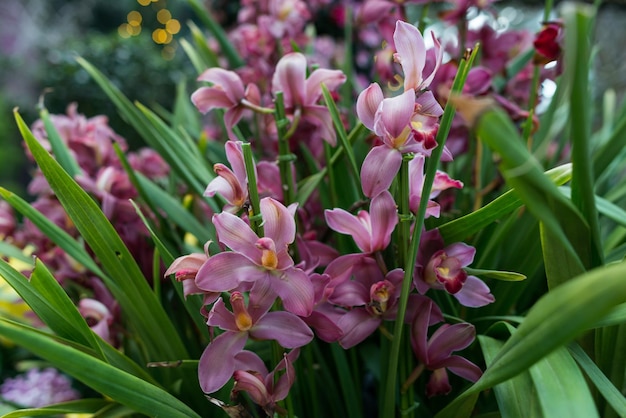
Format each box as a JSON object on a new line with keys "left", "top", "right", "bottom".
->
{"left": 15, "top": 110, "right": 188, "bottom": 362}
{"left": 0, "top": 319, "right": 201, "bottom": 418}
{"left": 439, "top": 164, "right": 572, "bottom": 243}
{"left": 437, "top": 260, "right": 626, "bottom": 418}
{"left": 39, "top": 108, "right": 82, "bottom": 178}
{"left": 1, "top": 399, "right": 112, "bottom": 417}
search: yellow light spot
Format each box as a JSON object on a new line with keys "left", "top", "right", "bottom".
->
{"left": 118, "top": 24, "right": 132, "bottom": 38}
{"left": 127, "top": 11, "right": 142, "bottom": 24}
{"left": 137, "top": 0, "right": 151, "bottom": 6}
{"left": 152, "top": 28, "right": 170, "bottom": 44}
{"left": 128, "top": 24, "right": 141, "bottom": 36}
{"left": 157, "top": 9, "right": 172, "bottom": 24}
{"left": 165, "top": 18, "right": 180, "bottom": 34}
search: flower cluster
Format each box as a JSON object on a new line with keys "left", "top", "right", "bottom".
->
{"left": 0, "top": 368, "right": 80, "bottom": 408}
{"left": 166, "top": 18, "right": 501, "bottom": 411}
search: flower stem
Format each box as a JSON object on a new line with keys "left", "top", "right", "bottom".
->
{"left": 274, "top": 92, "right": 297, "bottom": 204}
{"left": 380, "top": 46, "right": 478, "bottom": 418}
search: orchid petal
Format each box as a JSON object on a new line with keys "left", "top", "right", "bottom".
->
{"left": 325, "top": 207, "right": 372, "bottom": 253}
{"left": 196, "top": 252, "right": 265, "bottom": 292}
{"left": 223, "top": 106, "right": 245, "bottom": 141}
{"left": 198, "top": 331, "right": 247, "bottom": 393}
{"left": 261, "top": 197, "right": 296, "bottom": 250}
{"left": 252, "top": 312, "right": 313, "bottom": 348}
{"left": 426, "top": 368, "right": 451, "bottom": 397}
{"left": 235, "top": 350, "right": 268, "bottom": 375}
{"left": 191, "top": 87, "right": 233, "bottom": 113}
{"left": 197, "top": 68, "right": 245, "bottom": 104}
{"left": 213, "top": 211, "right": 261, "bottom": 262}
{"left": 356, "top": 83, "right": 384, "bottom": 131}
{"left": 272, "top": 52, "right": 307, "bottom": 107}
{"left": 427, "top": 323, "right": 476, "bottom": 366}
{"left": 444, "top": 355, "right": 483, "bottom": 382}
{"left": 369, "top": 190, "right": 398, "bottom": 252}
{"left": 445, "top": 242, "right": 475, "bottom": 266}
{"left": 393, "top": 21, "right": 426, "bottom": 91}
{"left": 338, "top": 309, "right": 381, "bottom": 348}
{"left": 225, "top": 141, "right": 248, "bottom": 187}
{"left": 421, "top": 32, "right": 443, "bottom": 89}
{"left": 329, "top": 279, "right": 370, "bottom": 307}
{"left": 270, "top": 267, "right": 315, "bottom": 317}
{"left": 232, "top": 370, "right": 269, "bottom": 405}
{"left": 305, "top": 105, "right": 337, "bottom": 146}
{"left": 305, "top": 68, "right": 346, "bottom": 104}
{"left": 206, "top": 297, "right": 238, "bottom": 331}
{"left": 360, "top": 145, "right": 402, "bottom": 198}
{"left": 377, "top": 89, "right": 415, "bottom": 139}
{"left": 302, "top": 309, "right": 344, "bottom": 342}
{"left": 453, "top": 276, "right": 495, "bottom": 307}
{"left": 416, "top": 90, "right": 444, "bottom": 117}
{"left": 164, "top": 253, "right": 207, "bottom": 278}
{"left": 272, "top": 349, "right": 300, "bottom": 401}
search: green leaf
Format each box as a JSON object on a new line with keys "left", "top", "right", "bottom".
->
{"left": 0, "top": 319, "right": 201, "bottom": 418}
{"left": 1, "top": 399, "right": 113, "bottom": 417}
{"left": 437, "top": 260, "right": 626, "bottom": 418}
{"left": 439, "top": 163, "right": 572, "bottom": 243}
{"left": 0, "top": 240, "right": 33, "bottom": 265}
{"left": 39, "top": 107, "right": 82, "bottom": 178}
{"left": 14, "top": 110, "right": 189, "bottom": 362}
{"left": 528, "top": 347, "right": 598, "bottom": 418}
{"left": 569, "top": 343, "right": 626, "bottom": 417}
{"left": 465, "top": 268, "right": 526, "bottom": 282}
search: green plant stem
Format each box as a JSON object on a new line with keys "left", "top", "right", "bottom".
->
{"left": 242, "top": 143, "right": 263, "bottom": 236}
{"left": 380, "top": 46, "right": 478, "bottom": 418}
{"left": 397, "top": 155, "right": 414, "bottom": 270}
{"left": 274, "top": 92, "right": 297, "bottom": 205}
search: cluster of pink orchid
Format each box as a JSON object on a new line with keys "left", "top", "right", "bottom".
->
{"left": 164, "top": 17, "right": 505, "bottom": 411}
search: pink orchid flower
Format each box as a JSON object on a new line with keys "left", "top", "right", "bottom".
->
{"left": 232, "top": 349, "right": 301, "bottom": 417}
{"left": 199, "top": 289, "right": 312, "bottom": 394}
{"left": 324, "top": 190, "right": 398, "bottom": 254}
{"left": 195, "top": 197, "right": 314, "bottom": 316}
{"left": 411, "top": 299, "right": 482, "bottom": 397}
{"left": 409, "top": 154, "right": 463, "bottom": 217}
{"left": 415, "top": 229, "right": 494, "bottom": 307}
{"left": 191, "top": 68, "right": 261, "bottom": 140}
{"left": 165, "top": 242, "right": 218, "bottom": 302}
{"left": 204, "top": 141, "right": 249, "bottom": 212}
{"left": 271, "top": 52, "right": 346, "bottom": 145}
{"left": 78, "top": 298, "right": 115, "bottom": 345}
{"left": 393, "top": 20, "right": 443, "bottom": 93}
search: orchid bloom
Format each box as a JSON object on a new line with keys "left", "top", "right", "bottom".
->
{"left": 78, "top": 298, "right": 114, "bottom": 345}
{"left": 232, "top": 349, "right": 301, "bottom": 416}
{"left": 324, "top": 190, "right": 398, "bottom": 254}
{"left": 393, "top": 20, "right": 443, "bottom": 93}
{"left": 165, "top": 242, "right": 217, "bottom": 301}
{"left": 191, "top": 68, "right": 261, "bottom": 140}
{"left": 195, "top": 197, "right": 314, "bottom": 316}
{"left": 409, "top": 154, "right": 463, "bottom": 217}
{"left": 271, "top": 52, "right": 346, "bottom": 145}
{"left": 411, "top": 298, "right": 482, "bottom": 397}
{"left": 204, "top": 141, "right": 249, "bottom": 212}
{"left": 198, "top": 289, "right": 312, "bottom": 394}
{"left": 415, "top": 229, "right": 494, "bottom": 307}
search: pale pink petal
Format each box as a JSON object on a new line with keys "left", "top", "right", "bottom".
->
{"left": 360, "top": 145, "right": 402, "bottom": 198}
{"left": 304, "top": 105, "right": 337, "bottom": 146}
{"left": 445, "top": 243, "right": 475, "bottom": 266}
{"left": 197, "top": 68, "right": 245, "bottom": 104}
{"left": 421, "top": 32, "right": 443, "bottom": 89}
{"left": 225, "top": 141, "right": 248, "bottom": 187}
{"left": 164, "top": 253, "right": 207, "bottom": 277}
{"left": 195, "top": 252, "right": 265, "bottom": 292}
{"left": 393, "top": 21, "right": 426, "bottom": 91}
{"left": 453, "top": 276, "right": 495, "bottom": 307}
{"left": 416, "top": 91, "right": 444, "bottom": 117}
{"left": 431, "top": 171, "right": 463, "bottom": 199}
{"left": 338, "top": 309, "right": 381, "bottom": 348}
{"left": 252, "top": 311, "right": 314, "bottom": 348}
{"left": 223, "top": 106, "right": 245, "bottom": 141}
{"left": 261, "top": 197, "right": 296, "bottom": 250}
{"left": 198, "top": 331, "right": 248, "bottom": 393}
{"left": 324, "top": 208, "right": 372, "bottom": 253}
{"left": 270, "top": 267, "right": 315, "bottom": 317}
{"left": 369, "top": 190, "right": 398, "bottom": 252}
{"left": 213, "top": 211, "right": 261, "bottom": 262}
{"left": 232, "top": 370, "right": 269, "bottom": 406}
{"left": 356, "top": 83, "right": 384, "bottom": 131}
{"left": 272, "top": 52, "right": 307, "bottom": 107}
{"left": 305, "top": 68, "right": 346, "bottom": 104}
{"left": 206, "top": 297, "right": 238, "bottom": 331}
{"left": 272, "top": 348, "right": 300, "bottom": 401}
{"left": 191, "top": 87, "right": 233, "bottom": 113}
{"left": 376, "top": 89, "right": 415, "bottom": 139}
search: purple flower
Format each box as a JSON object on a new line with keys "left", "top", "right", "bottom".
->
{"left": 198, "top": 289, "right": 312, "bottom": 394}
{"left": 271, "top": 52, "right": 346, "bottom": 145}
{"left": 324, "top": 190, "right": 398, "bottom": 254}
{"left": 409, "top": 154, "right": 463, "bottom": 217}
{"left": 0, "top": 368, "right": 80, "bottom": 407}
{"left": 415, "top": 229, "right": 494, "bottom": 308}
{"left": 196, "top": 197, "right": 314, "bottom": 316}
{"left": 411, "top": 299, "right": 482, "bottom": 397}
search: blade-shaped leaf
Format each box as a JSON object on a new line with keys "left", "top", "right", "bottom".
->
{"left": 1, "top": 399, "right": 112, "bottom": 417}
{"left": 0, "top": 319, "right": 201, "bottom": 418}
{"left": 14, "top": 110, "right": 188, "bottom": 362}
